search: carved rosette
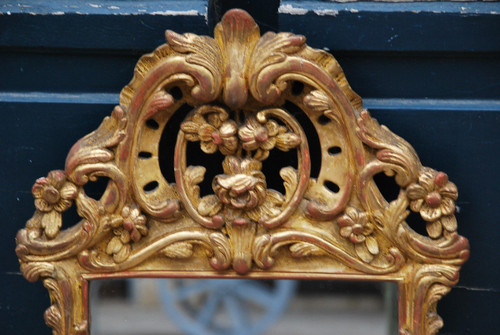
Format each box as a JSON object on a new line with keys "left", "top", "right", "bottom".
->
{"left": 16, "top": 9, "right": 468, "bottom": 335}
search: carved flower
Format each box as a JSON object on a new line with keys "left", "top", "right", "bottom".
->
{"left": 238, "top": 117, "right": 279, "bottom": 160}
{"left": 105, "top": 205, "right": 147, "bottom": 263}
{"left": 238, "top": 116, "right": 301, "bottom": 160}
{"left": 338, "top": 207, "right": 379, "bottom": 263}
{"left": 406, "top": 169, "right": 458, "bottom": 238}
{"left": 30, "top": 170, "right": 77, "bottom": 239}
{"left": 338, "top": 207, "right": 374, "bottom": 244}
{"left": 213, "top": 157, "right": 266, "bottom": 210}
{"left": 32, "top": 170, "right": 77, "bottom": 213}
{"left": 181, "top": 108, "right": 238, "bottom": 155}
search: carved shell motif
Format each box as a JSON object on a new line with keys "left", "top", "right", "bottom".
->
{"left": 16, "top": 9, "right": 468, "bottom": 335}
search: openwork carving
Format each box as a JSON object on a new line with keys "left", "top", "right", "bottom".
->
{"left": 16, "top": 9, "right": 469, "bottom": 335}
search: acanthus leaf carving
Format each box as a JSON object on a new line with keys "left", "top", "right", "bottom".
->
{"left": 66, "top": 105, "right": 127, "bottom": 184}
{"left": 289, "top": 242, "right": 328, "bottom": 258}
{"left": 357, "top": 109, "right": 421, "bottom": 191}
{"left": 252, "top": 229, "right": 405, "bottom": 275}
{"left": 161, "top": 242, "right": 194, "bottom": 259}
{"left": 164, "top": 30, "right": 223, "bottom": 103}
{"left": 249, "top": 31, "right": 306, "bottom": 104}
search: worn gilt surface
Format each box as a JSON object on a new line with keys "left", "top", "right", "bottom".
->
{"left": 16, "top": 9, "right": 469, "bottom": 335}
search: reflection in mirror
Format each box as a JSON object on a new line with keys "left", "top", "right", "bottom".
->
{"left": 90, "top": 279, "right": 397, "bottom": 335}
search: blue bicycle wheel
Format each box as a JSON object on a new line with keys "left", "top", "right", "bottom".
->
{"left": 157, "top": 279, "right": 297, "bottom": 335}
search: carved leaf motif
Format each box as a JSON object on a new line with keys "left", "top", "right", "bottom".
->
{"left": 251, "top": 32, "right": 306, "bottom": 73}
{"left": 147, "top": 91, "right": 174, "bottom": 117}
{"left": 208, "top": 233, "right": 232, "bottom": 271}
{"left": 106, "top": 236, "right": 122, "bottom": 255}
{"left": 365, "top": 236, "right": 380, "bottom": 255}
{"left": 373, "top": 195, "right": 410, "bottom": 231}
{"left": 247, "top": 190, "right": 284, "bottom": 222}
{"left": 280, "top": 167, "right": 298, "bottom": 203}
{"left": 275, "top": 132, "right": 301, "bottom": 151}
{"left": 44, "top": 304, "right": 62, "bottom": 335}
{"left": 290, "top": 242, "right": 327, "bottom": 257}
{"left": 166, "top": 31, "right": 223, "bottom": 83}
{"left": 357, "top": 110, "right": 421, "bottom": 187}
{"left": 248, "top": 32, "right": 306, "bottom": 103}
{"left": 20, "top": 263, "right": 56, "bottom": 283}
{"left": 252, "top": 234, "right": 274, "bottom": 269}
{"left": 304, "top": 90, "right": 342, "bottom": 124}
{"left": 355, "top": 243, "right": 374, "bottom": 263}
{"left": 42, "top": 275, "right": 66, "bottom": 335}
{"left": 114, "top": 244, "right": 131, "bottom": 263}
{"left": 304, "top": 90, "right": 332, "bottom": 112}
{"left": 184, "top": 166, "right": 206, "bottom": 200}
{"left": 66, "top": 106, "right": 127, "bottom": 177}
{"left": 106, "top": 236, "right": 131, "bottom": 263}
{"left": 198, "top": 195, "right": 223, "bottom": 217}
{"left": 41, "top": 211, "right": 62, "bottom": 240}
{"left": 162, "top": 242, "right": 194, "bottom": 259}
{"left": 427, "top": 221, "right": 443, "bottom": 239}
{"left": 185, "top": 165, "right": 206, "bottom": 185}
{"left": 75, "top": 192, "right": 101, "bottom": 231}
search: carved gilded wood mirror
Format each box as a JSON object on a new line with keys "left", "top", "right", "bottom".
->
{"left": 15, "top": 9, "right": 469, "bottom": 335}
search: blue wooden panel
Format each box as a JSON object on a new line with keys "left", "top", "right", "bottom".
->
{"left": 439, "top": 288, "right": 500, "bottom": 334}
{"left": 0, "top": 1, "right": 209, "bottom": 50}
{"left": 337, "top": 52, "right": 500, "bottom": 100}
{"left": 279, "top": 1, "right": 500, "bottom": 52}
{"left": 2, "top": 1, "right": 499, "bottom": 52}
{"left": 2, "top": 51, "right": 499, "bottom": 99}
{"left": 1, "top": 273, "right": 51, "bottom": 334}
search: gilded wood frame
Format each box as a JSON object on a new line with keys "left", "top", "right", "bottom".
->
{"left": 15, "top": 9, "right": 469, "bottom": 335}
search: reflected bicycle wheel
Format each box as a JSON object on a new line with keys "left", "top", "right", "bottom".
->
{"left": 157, "top": 279, "right": 297, "bottom": 335}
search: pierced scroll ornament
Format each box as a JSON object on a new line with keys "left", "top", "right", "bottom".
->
{"left": 16, "top": 9, "right": 469, "bottom": 335}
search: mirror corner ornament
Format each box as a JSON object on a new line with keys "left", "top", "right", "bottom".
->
{"left": 15, "top": 9, "right": 469, "bottom": 335}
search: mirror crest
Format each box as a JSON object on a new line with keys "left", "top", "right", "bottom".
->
{"left": 16, "top": 9, "right": 469, "bottom": 335}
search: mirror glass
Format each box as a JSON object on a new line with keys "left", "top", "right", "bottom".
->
{"left": 90, "top": 279, "right": 398, "bottom": 335}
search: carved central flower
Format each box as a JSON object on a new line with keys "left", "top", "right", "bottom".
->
{"left": 213, "top": 157, "right": 266, "bottom": 210}
{"left": 238, "top": 115, "right": 301, "bottom": 161}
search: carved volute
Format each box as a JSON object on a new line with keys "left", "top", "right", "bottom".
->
{"left": 16, "top": 9, "right": 469, "bottom": 335}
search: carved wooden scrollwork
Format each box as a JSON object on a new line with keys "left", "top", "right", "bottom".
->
{"left": 16, "top": 9, "right": 469, "bottom": 335}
